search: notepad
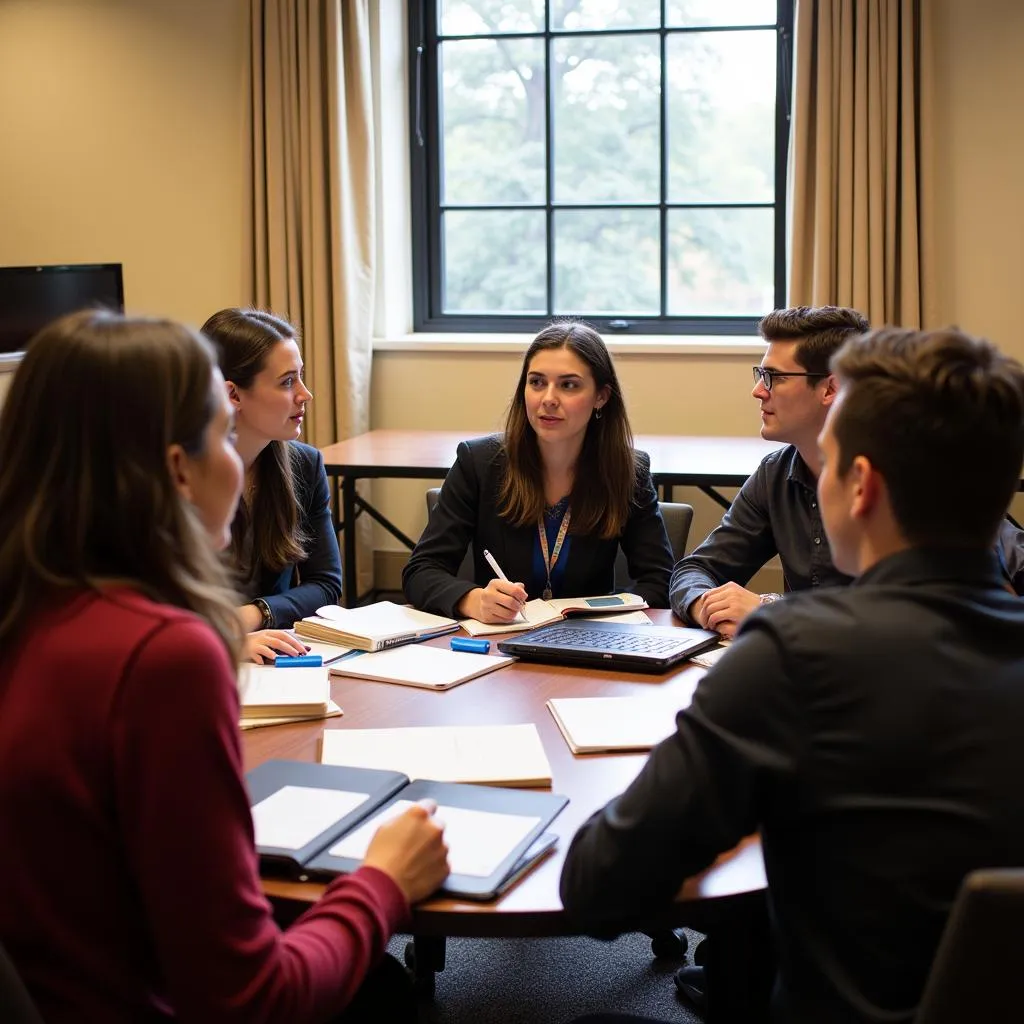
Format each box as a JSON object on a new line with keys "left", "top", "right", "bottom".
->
{"left": 320, "top": 723, "right": 553, "bottom": 788}
{"left": 546, "top": 693, "right": 694, "bottom": 754}
{"left": 329, "top": 645, "right": 514, "bottom": 691}
{"left": 461, "top": 593, "right": 650, "bottom": 637}
{"left": 240, "top": 700, "right": 343, "bottom": 730}
{"left": 238, "top": 665, "right": 331, "bottom": 718}
{"left": 690, "top": 641, "right": 731, "bottom": 669}
{"left": 295, "top": 601, "right": 459, "bottom": 651}
{"left": 247, "top": 760, "right": 567, "bottom": 899}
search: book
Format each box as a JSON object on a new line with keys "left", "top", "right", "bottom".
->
{"left": 546, "top": 695, "right": 688, "bottom": 754}
{"left": 329, "top": 645, "right": 514, "bottom": 691}
{"left": 247, "top": 759, "right": 567, "bottom": 900}
{"left": 240, "top": 700, "right": 343, "bottom": 731}
{"left": 320, "top": 723, "right": 554, "bottom": 788}
{"left": 238, "top": 664, "right": 331, "bottom": 719}
{"left": 295, "top": 601, "right": 459, "bottom": 651}
{"left": 460, "top": 593, "right": 650, "bottom": 638}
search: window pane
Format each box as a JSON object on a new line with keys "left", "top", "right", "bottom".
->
{"left": 551, "top": 0, "right": 660, "bottom": 31}
{"left": 439, "top": 0, "right": 544, "bottom": 35}
{"left": 553, "top": 34, "right": 660, "bottom": 203}
{"left": 443, "top": 210, "right": 547, "bottom": 313}
{"left": 555, "top": 209, "right": 659, "bottom": 314}
{"left": 667, "top": 208, "right": 774, "bottom": 315}
{"left": 441, "top": 38, "right": 546, "bottom": 205}
{"left": 666, "top": 0, "right": 776, "bottom": 28}
{"left": 667, "top": 30, "right": 775, "bottom": 203}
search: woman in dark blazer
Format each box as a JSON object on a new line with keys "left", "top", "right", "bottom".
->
{"left": 403, "top": 321, "right": 673, "bottom": 622}
{"left": 203, "top": 308, "right": 342, "bottom": 661}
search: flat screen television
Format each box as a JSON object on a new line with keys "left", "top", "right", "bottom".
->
{"left": 0, "top": 263, "right": 125, "bottom": 354}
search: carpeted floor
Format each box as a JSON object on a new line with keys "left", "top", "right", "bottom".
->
{"left": 387, "top": 929, "right": 705, "bottom": 1024}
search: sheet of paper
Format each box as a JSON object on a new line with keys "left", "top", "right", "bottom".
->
{"left": 690, "top": 643, "right": 730, "bottom": 669}
{"left": 331, "top": 645, "right": 513, "bottom": 689}
{"left": 328, "top": 799, "right": 540, "bottom": 877}
{"left": 295, "top": 638, "right": 356, "bottom": 664}
{"left": 548, "top": 695, "right": 682, "bottom": 752}
{"left": 320, "top": 723, "right": 552, "bottom": 786}
{"left": 251, "top": 785, "right": 369, "bottom": 851}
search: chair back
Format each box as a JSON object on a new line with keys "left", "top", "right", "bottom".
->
{"left": 915, "top": 867, "right": 1024, "bottom": 1023}
{"left": 614, "top": 501, "right": 693, "bottom": 591}
{"left": 424, "top": 487, "right": 474, "bottom": 581}
{"left": 0, "top": 940, "right": 44, "bottom": 1024}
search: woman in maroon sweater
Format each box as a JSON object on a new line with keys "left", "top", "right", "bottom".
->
{"left": 0, "top": 311, "right": 448, "bottom": 1023}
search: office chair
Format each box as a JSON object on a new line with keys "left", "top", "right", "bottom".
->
{"left": 914, "top": 867, "right": 1024, "bottom": 1023}
{"left": 0, "top": 940, "right": 44, "bottom": 1024}
{"left": 614, "top": 501, "right": 693, "bottom": 590}
{"left": 424, "top": 487, "right": 475, "bottom": 581}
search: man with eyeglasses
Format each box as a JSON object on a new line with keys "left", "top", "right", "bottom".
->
{"left": 670, "top": 305, "right": 869, "bottom": 636}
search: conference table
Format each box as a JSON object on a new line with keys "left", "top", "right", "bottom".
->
{"left": 319, "top": 429, "right": 784, "bottom": 607}
{"left": 245, "top": 610, "right": 767, "bottom": 1008}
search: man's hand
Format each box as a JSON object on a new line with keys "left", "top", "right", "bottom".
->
{"left": 363, "top": 800, "right": 450, "bottom": 905}
{"left": 457, "top": 579, "right": 528, "bottom": 623}
{"left": 690, "top": 582, "right": 762, "bottom": 638}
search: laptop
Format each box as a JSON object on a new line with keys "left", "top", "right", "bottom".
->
{"left": 496, "top": 619, "right": 720, "bottom": 674}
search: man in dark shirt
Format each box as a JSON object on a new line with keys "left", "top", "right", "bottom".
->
{"left": 670, "top": 305, "right": 868, "bottom": 636}
{"left": 561, "top": 327, "right": 1024, "bottom": 1024}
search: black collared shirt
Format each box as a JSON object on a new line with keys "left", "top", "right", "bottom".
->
{"left": 562, "top": 548, "right": 1024, "bottom": 1024}
{"left": 670, "top": 445, "right": 853, "bottom": 621}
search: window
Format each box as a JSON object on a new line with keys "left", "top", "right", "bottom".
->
{"left": 409, "top": 0, "right": 793, "bottom": 335}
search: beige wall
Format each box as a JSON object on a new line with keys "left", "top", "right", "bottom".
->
{"left": 0, "top": 0, "right": 249, "bottom": 327}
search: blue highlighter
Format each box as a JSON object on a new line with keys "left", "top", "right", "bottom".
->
{"left": 450, "top": 637, "right": 490, "bottom": 655}
{"left": 273, "top": 654, "right": 323, "bottom": 668}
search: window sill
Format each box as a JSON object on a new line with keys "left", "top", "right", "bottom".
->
{"left": 373, "top": 333, "right": 767, "bottom": 356}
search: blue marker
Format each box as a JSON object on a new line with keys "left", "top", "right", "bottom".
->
{"left": 273, "top": 654, "right": 323, "bottom": 668}
{"left": 450, "top": 637, "right": 490, "bottom": 655}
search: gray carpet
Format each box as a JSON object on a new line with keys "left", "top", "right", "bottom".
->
{"left": 387, "top": 929, "right": 705, "bottom": 1024}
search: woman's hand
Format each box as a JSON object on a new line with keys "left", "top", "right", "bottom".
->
{"left": 457, "top": 579, "right": 528, "bottom": 623}
{"left": 363, "top": 800, "right": 450, "bottom": 904}
{"left": 242, "top": 630, "right": 309, "bottom": 664}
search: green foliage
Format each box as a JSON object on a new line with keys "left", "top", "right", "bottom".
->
{"left": 437, "top": 1, "right": 779, "bottom": 317}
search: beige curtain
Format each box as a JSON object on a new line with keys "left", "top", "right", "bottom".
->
{"left": 247, "top": 0, "right": 375, "bottom": 596}
{"left": 789, "top": 0, "right": 929, "bottom": 327}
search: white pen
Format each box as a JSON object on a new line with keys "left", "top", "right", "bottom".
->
{"left": 482, "top": 548, "right": 510, "bottom": 581}
{"left": 482, "top": 549, "right": 526, "bottom": 622}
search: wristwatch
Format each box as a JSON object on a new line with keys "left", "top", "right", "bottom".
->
{"left": 759, "top": 592, "right": 783, "bottom": 606}
{"left": 253, "top": 598, "right": 274, "bottom": 630}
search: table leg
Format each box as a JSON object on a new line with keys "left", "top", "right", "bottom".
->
{"left": 341, "top": 476, "right": 358, "bottom": 607}
{"left": 404, "top": 934, "right": 446, "bottom": 998}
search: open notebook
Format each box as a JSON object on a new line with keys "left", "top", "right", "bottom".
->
{"left": 295, "top": 601, "right": 459, "bottom": 652}
{"left": 461, "top": 592, "right": 650, "bottom": 638}
{"left": 320, "top": 723, "right": 553, "bottom": 788}
{"left": 330, "top": 645, "right": 514, "bottom": 691}
{"left": 247, "top": 760, "right": 567, "bottom": 900}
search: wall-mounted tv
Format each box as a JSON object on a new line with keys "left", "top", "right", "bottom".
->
{"left": 0, "top": 263, "right": 125, "bottom": 354}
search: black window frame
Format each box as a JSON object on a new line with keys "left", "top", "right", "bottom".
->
{"left": 409, "top": 0, "right": 794, "bottom": 336}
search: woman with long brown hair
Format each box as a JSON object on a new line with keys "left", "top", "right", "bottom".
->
{"left": 403, "top": 320, "right": 673, "bottom": 622}
{"left": 202, "top": 308, "right": 342, "bottom": 662}
{"left": 0, "top": 310, "right": 448, "bottom": 1022}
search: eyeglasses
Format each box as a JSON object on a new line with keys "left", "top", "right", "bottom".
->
{"left": 751, "top": 366, "right": 826, "bottom": 392}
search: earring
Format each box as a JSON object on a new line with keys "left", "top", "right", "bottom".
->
{"left": 594, "top": 407, "right": 603, "bottom": 420}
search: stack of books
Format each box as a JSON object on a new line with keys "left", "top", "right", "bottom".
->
{"left": 238, "top": 664, "right": 342, "bottom": 730}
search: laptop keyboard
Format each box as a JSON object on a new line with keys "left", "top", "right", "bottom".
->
{"left": 534, "top": 627, "right": 685, "bottom": 654}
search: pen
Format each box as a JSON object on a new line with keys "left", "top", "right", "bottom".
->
{"left": 482, "top": 549, "right": 509, "bottom": 582}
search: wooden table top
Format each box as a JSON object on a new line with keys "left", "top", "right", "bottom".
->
{"left": 245, "top": 609, "right": 766, "bottom": 938}
{"left": 318, "top": 429, "right": 784, "bottom": 485}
